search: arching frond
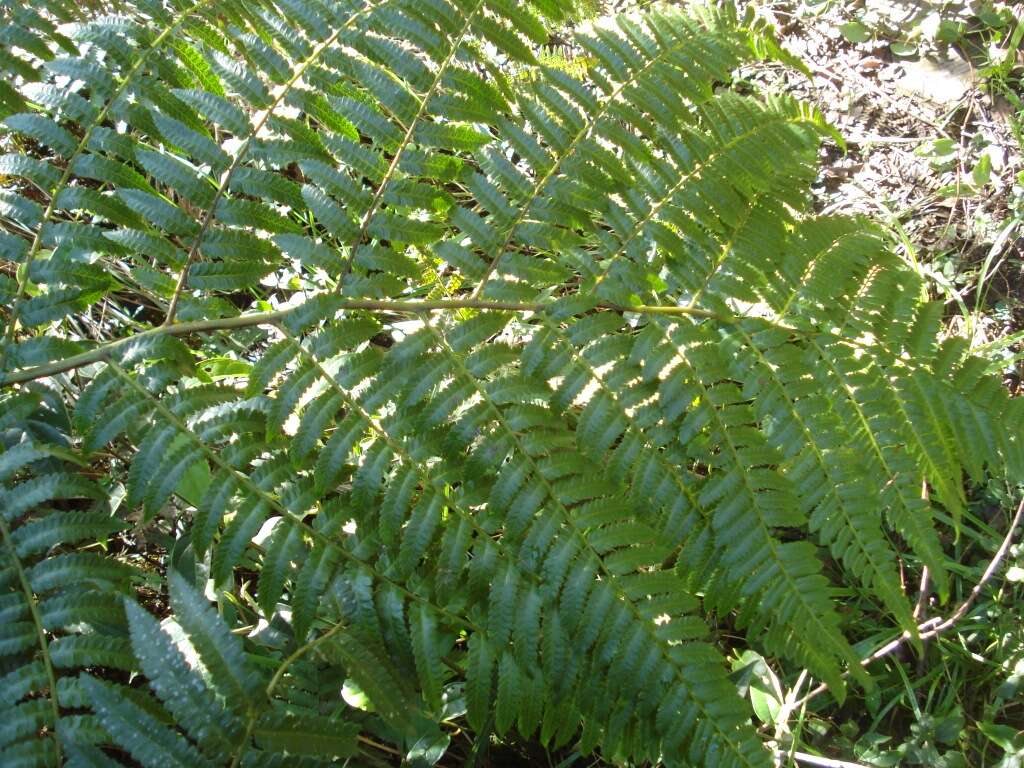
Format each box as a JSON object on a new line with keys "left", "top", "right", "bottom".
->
{"left": 0, "top": 1, "right": 1016, "bottom": 765}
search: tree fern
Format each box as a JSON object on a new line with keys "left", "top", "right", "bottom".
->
{"left": 1, "top": 0, "right": 1021, "bottom": 765}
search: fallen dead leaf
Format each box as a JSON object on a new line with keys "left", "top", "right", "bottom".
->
{"left": 896, "top": 50, "right": 975, "bottom": 105}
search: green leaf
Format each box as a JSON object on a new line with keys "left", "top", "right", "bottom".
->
{"left": 839, "top": 21, "right": 871, "bottom": 43}
{"left": 175, "top": 457, "right": 210, "bottom": 508}
{"left": 168, "top": 571, "right": 264, "bottom": 705}
{"left": 253, "top": 712, "right": 359, "bottom": 757}
{"left": 83, "top": 676, "right": 213, "bottom": 768}
{"left": 465, "top": 633, "right": 494, "bottom": 732}
{"left": 890, "top": 41, "right": 918, "bottom": 57}
{"left": 972, "top": 154, "right": 992, "bottom": 187}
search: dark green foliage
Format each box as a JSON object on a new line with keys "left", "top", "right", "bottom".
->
{"left": 0, "top": 0, "right": 1020, "bottom": 765}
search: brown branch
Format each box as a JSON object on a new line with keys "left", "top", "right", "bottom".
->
{"left": 776, "top": 750, "right": 871, "bottom": 768}
{"left": 0, "top": 298, "right": 724, "bottom": 386}
{"left": 794, "top": 492, "right": 1024, "bottom": 710}
{"left": 914, "top": 482, "right": 932, "bottom": 621}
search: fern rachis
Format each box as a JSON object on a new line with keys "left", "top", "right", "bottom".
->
{"left": 0, "top": 1, "right": 1020, "bottom": 765}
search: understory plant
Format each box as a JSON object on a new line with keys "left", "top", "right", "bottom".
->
{"left": 0, "top": 0, "right": 1021, "bottom": 765}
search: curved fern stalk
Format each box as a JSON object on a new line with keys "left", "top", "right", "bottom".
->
{"left": 0, "top": 0, "right": 215, "bottom": 368}
{"left": 231, "top": 617, "right": 355, "bottom": 767}
{"left": 487, "top": 84, "right": 858, "bottom": 684}
{"left": 587, "top": 97, "right": 831, "bottom": 306}
{"left": 264, "top": 618, "right": 348, "bottom": 701}
{"left": 726, "top": 321, "right": 918, "bottom": 636}
{"left": 270, "top": 320, "right": 524, "bottom": 574}
{"left": 771, "top": 217, "right": 888, "bottom": 323}
{"left": 682, "top": 182, "right": 798, "bottom": 311}
{"left": 0, "top": 298, "right": 728, "bottom": 386}
{"left": 241, "top": 302, "right": 764, "bottom": 759}
{"left": 530, "top": 312, "right": 711, "bottom": 551}
{"left": 270, "top": 315, "right": 762, "bottom": 760}
{"left": 641, "top": 316, "right": 867, "bottom": 698}
{"left": 0, "top": 434, "right": 131, "bottom": 764}
{"left": 685, "top": 196, "right": 962, "bottom": 602}
{"left": 875, "top": 364, "right": 966, "bottom": 528}
{"left": 164, "top": 0, "right": 380, "bottom": 324}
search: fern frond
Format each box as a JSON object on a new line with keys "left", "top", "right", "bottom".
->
{"left": 0, "top": 394, "right": 133, "bottom": 764}
{"left": 1, "top": 0, "right": 1019, "bottom": 763}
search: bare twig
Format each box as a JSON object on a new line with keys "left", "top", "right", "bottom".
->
{"left": 919, "top": 493, "right": 1024, "bottom": 640}
{"left": 914, "top": 482, "right": 931, "bottom": 622}
{"left": 356, "top": 735, "right": 402, "bottom": 756}
{"left": 913, "top": 565, "right": 930, "bottom": 620}
{"left": 778, "top": 670, "right": 807, "bottom": 721}
{"left": 775, "top": 668, "right": 809, "bottom": 758}
{"left": 775, "top": 750, "right": 870, "bottom": 768}
{"left": 845, "top": 134, "right": 939, "bottom": 145}
{"left": 792, "top": 493, "right": 1024, "bottom": 710}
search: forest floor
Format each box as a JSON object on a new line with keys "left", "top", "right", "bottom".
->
{"left": 748, "top": 0, "right": 1024, "bottom": 379}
